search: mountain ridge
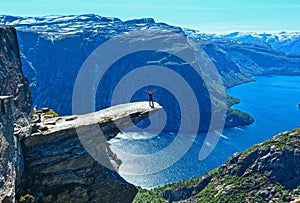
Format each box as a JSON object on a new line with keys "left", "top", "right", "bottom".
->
{"left": 184, "top": 28, "right": 300, "bottom": 55}
{"left": 2, "top": 14, "right": 300, "bottom": 133}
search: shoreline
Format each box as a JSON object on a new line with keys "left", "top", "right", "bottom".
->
{"left": 223, "top": 72, "right": 300, "bottom": 129}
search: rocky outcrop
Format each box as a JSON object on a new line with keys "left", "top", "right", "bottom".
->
{"left": 0, "top": 26, "right": 163, "bottom": 202}
{"left": 0, "top": 26, "right": 32, "bottom": 129}
{"left": 0, "top": 26, "right": 32, "bottom": 202}
{"left": 21, "top": 102, "right": 161, "bottom": 202}
{"left": 135, "top": 127, "right": 300, "bottom": 203}
{"left": 161, "top": 176, "right": 212, "bottom": 202}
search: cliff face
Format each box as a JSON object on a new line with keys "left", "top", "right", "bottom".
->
{"left": 0, "top": 26, "right": 32, "bottom": 202}
{"left": 0, "top": 96, "right": 15, "bottom": 202}
{"left": 0, "top": 26, "right": 32, "bottom": 126}
{"left": 135, "top": 127, "right": 300, "bottom": 203}
{"left": 21, "top": 102, "right": 161, "bottom": 202}
{"left": 0, "top": 25, "right": 163, "bottom": 202}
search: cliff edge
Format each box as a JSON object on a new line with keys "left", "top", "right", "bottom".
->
{"left": 21, "top": 102, "right": 161, "bottom": 202}
{"left": 0, "top": 26, "right": 32, "bottom": 202}
{"left": 0, "top": 25, "right": 162, "bottom": 202}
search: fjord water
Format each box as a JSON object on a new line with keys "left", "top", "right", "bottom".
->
{"left": 109, "top": 75, "right": 300, "bottom": 188}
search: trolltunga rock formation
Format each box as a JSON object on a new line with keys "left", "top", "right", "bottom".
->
{"left": 0, "top": 25, "right": 162, "bottom": 202}
{"left": 21, "top": 102, "right": 161, "bottom": 202}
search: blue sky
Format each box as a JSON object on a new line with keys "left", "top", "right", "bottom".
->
{"left": 1, "top": 0, "right": 299, "bottom": 33}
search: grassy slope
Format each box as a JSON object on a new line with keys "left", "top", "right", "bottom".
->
{"left": 134, "top": 127, "right": 300, "bottom": 203}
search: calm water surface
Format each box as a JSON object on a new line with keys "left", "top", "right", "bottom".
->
{"left": 110, "top": 75, "right": 300, "bottom": 188}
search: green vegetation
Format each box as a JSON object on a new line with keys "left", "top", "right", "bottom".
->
{"left": 19, "top": 194, "right": 34, "bottom": 202}
{"left": 134, "top": 126, "right": 300, "bottom": 203}
{"left": 133, "top": 188, "right": 164, "bottom": 203}
{"left": 192, "top": 173, "right": 295, "bottom": 203}
{"left": 224, "top": 94, "right": 254, "bottom": 129}
{"left": 102, "top": 116, "right": 113, "bottom": 122}
{"left": 225, "top": 108, "right": 254, "bottom": 128}
{"left": 43, "top": 109, "right": 58, "bottom": 119}
{"left": 226, "top": 94, "right": 241, "bottom": 107}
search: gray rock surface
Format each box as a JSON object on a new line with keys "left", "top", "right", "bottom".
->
{"left": 0, "top": 26, "right": 32, "bottom": 202}
{"left": 0, "top": 26, "right": 162, "bottom": 202}
{"left": 0, "top": 96, "right": 15, "bottom": 202}
{"left": 21, "top": 102, "right": 161, "bottom": 202}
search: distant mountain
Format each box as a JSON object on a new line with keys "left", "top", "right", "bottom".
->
{"left": 1, "top": 14, "right": 300, "bottom": 132}
{"left": 223, "top": 32, "right": 300, "bottom": 55}
{"left": 0, "top": 14, "right": 184, "bottom": 114}
{"left": 185, "top": 29, "right": 300, "bottom": 87}
{"left": 134, "top": 127, "right": 300, "bottom": 202}
{"left": 185, "top": 29, "right": 300, "bottom": 55}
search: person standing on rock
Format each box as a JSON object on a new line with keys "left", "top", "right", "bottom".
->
{"left": 146, "top": 90, "right": 155, "bottom": 107}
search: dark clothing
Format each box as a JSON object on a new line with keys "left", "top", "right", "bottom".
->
{"left": 146, "top": 91, "right": 155, "bottom": 107}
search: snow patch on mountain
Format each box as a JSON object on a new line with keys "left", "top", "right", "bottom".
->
{"left": 184, "top": 29, "right": 300, "bottom": 55}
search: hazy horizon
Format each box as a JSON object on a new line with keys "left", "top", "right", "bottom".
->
{"left": 1, "top": 0, "right": 299, "bottom": 34}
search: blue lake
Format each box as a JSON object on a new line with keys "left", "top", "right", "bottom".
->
{"left": 109, "top": 75, "right": 300, "bottom": 188}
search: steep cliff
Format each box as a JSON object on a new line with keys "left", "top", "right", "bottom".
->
{"left": 135, "top": 127, "right": 300, "bottom": 202}
{"left": 0, "top": 26, "right": 163, "bottom": 202}
{"left": 20, "top": 102, "right": 161, "bottom": 202}
{"left": 0, "top": 26, "right": 32, "bottom": 202}
{"left": 0, "top": 96, "right": 16, "bottom": 202}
